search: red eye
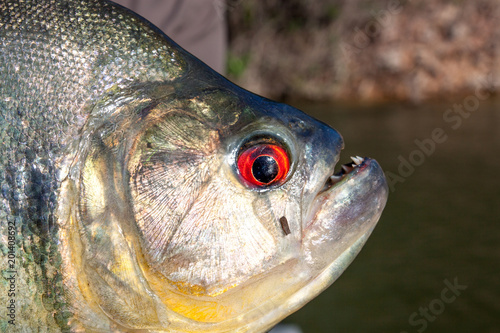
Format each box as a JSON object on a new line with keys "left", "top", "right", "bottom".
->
{"left": 237, "top": 144, "right": 290, "bottom": 187}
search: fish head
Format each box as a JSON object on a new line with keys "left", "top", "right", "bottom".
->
{"left": 64, "top": 64, "right": 388, "bottom": 331}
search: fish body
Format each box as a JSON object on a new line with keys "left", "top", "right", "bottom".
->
{"left": 0, "top": 1, "right": 388, "bottom": 332}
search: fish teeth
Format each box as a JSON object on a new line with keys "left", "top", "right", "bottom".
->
{"left": 351, "top": 156, "right": 364, "bottom": 166}
{"left": 342, "top": 165, "right": 354, "bottom": 173}
{"left": 330, "top": 175, "right": 342, "bottom": 182}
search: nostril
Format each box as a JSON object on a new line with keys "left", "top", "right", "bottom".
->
{"left": 288, "top": 117, "right": 313, "bottom": 136}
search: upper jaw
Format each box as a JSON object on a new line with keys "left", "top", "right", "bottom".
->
{"left": 320, "top": 155, "right": 366, "bottom": 193}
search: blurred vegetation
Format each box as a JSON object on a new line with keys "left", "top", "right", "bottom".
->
{"left": 227, "top": 0, "right": 500, "bottom": 103}
{"left": 227, "top": 52, "right": 251, "bottom": 78}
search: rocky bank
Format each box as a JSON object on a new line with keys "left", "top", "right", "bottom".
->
{"left": 227, "top": 0, "right": 500, "bottom": 102}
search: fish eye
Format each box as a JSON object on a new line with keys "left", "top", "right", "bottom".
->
{"left": 237, "top": 143, "right": 290, "bottom": 188}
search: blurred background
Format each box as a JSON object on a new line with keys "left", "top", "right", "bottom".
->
{"left": 115, "top": 1, "right": 500, "bottom": 332}
{"left": 227, "top": 0, "right": 500, "bottom": 103}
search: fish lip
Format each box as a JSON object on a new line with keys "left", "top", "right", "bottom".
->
{"left": 305, "top": 156, "right": 388, "bottom": 232}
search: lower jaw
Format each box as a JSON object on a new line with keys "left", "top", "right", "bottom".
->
{"left": 231, "top": 233, "right": 375, "bottom": 333}
{"left": 140, "top": 255, "right": 308, "bottom": 326}
{"left": 139, "top": 228, "right": 372, "bottom": 331}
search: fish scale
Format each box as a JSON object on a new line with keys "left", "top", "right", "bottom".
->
{"left": 0, "top": 0, "right": 186, "bottom": 330}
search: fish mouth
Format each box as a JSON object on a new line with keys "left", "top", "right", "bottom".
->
{"left": 303, "top": 155, "right": 388, "bottom": 272}
{"left": 319, "top": 155, "right": 369, "bottom": 194}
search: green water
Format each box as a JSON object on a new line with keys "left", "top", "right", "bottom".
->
{"left": 283, "top": 99, "right": 500, "bottom": 332}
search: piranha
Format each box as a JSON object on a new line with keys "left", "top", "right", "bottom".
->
{"left": 0, "top": 0, "right": 388, "bottom": 332}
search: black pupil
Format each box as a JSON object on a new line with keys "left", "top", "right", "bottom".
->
{"left": 252, "top": 155, "right": 278, "bottom": 184}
